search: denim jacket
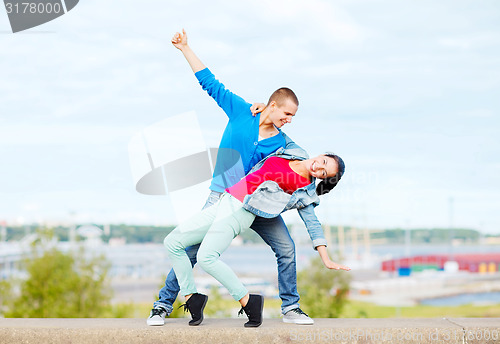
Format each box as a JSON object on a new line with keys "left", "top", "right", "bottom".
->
{"left": 241, "top": 146, "right": 327, "bottom": 250}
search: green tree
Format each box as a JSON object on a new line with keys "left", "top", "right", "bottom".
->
{"left": 297, "top": 255, "right": 351, "bottom": 318}
{"left": 0, "top": 279, "right": 12, "bottom": 315}
{"left": 5, "top": 228, "right": 112, "bottom": 318}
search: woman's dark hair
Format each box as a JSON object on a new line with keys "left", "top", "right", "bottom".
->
{"left": 316, "top": 153, "right": 345, "bottom": 196}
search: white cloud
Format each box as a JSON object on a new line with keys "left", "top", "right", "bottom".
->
{"left": 438, "top": 32, "right": 500, "bottom": 50}
{"left": 0, "top": 124, "right": 137, "bottom": 145}
{"left": 1, "top": 0, "right": 499, "bottom": 233}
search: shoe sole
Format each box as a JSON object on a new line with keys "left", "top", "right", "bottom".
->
{"left": 244, "top": 295, "right": 264, "bottom": 328}
{"left": 283, "top": 318, "right": 314, "bottom": 325}
{"left": 188, "top": 295, "right": 208, "bottom": 326}
{"left": 147, "top": 319, "right": 165, "bottom": 326}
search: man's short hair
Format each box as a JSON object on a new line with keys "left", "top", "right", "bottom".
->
{"left": 267, "top": 87, "right": 299, "bottom": 107}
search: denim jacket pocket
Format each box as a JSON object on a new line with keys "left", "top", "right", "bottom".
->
{"left": 243, "top": 181, "right": 291, "bottom": 216}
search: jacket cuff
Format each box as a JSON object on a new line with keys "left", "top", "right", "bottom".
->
{"left": 312, "top": 238, "right": 327, "bottom": 250}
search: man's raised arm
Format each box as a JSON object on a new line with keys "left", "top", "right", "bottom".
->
{"left": 171, "top": 29, "right": 205, "bottom": 73}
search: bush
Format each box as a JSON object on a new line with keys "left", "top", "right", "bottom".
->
{"left": 3, "top": 228, "right": 112, "bottom": 318}
{"left": 297, "top": 255, "right": 351, "bottom": 318}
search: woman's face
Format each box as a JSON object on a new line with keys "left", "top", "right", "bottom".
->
{"left": 306, "top": 155, "right": 338, "bottom": 179}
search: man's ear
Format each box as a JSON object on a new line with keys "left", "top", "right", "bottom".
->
{"left": 269, "top": 100, "right": 276, "bottom": 110}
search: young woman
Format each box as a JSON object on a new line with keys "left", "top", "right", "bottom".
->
{"left": 164, "top": 146, "right": 350, "bottom": 327}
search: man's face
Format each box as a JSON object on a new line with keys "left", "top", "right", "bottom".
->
{"left": 269, "top": 99, "right": 297, "bottom": 128}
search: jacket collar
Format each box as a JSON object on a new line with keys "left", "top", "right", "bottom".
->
{"left": 275, "top": 146, "right": 309, "bottom": 160}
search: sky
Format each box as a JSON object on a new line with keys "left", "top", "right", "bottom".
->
{"left": 1, "top": 0, "right": 499, "bottom": 233}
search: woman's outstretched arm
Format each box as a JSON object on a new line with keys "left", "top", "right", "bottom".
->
{"left": 316, "top": 245, "right": 351, "bottom": 271}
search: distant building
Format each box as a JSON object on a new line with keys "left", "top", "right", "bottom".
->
{"left": 382, "top": 254, "right": 500, "bottom": 275}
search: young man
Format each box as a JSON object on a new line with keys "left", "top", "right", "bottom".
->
{"left": 147, "top": 29, "right": 316, "bottom": 325}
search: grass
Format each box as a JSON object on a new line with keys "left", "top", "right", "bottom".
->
{"left": 108, "top": 298, "right": 500, "bottom": 319}
{"left": 341, "top": 300, "right": 500, "bottom": 318}
{"left": 115, "top": 298, "right": 285, "bottom": 319}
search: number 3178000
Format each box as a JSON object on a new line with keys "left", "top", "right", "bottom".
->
{"left": 5, "top": 2, "right": 62, "bottom": 14}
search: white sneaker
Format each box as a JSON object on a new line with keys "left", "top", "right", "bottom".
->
{"left": 147, "top": 306, "right": 168, "bottom": 326}
{"left": 283, "top": 308, "right": 314, "bottom": 325}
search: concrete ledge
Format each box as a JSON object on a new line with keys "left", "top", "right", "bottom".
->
{"left": 1, "top": 318, "right": 499, "bottom": 344}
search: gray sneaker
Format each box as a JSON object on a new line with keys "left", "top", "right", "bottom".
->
{"left": 283, "top": 308, "right": 314, "bottom": 325}
{"left": 147, "top": 305, "right": 168, "bottom": 326}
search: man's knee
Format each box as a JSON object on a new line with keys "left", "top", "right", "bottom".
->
{"left": 275, "top": 242, "right": 296, "bottom": 261}
{"left": 185, "top": 244, "right": 200, "bottom": 260}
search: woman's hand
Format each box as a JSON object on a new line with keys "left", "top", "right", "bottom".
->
{"left": 316, "top": 245, "right": 351, "bottom": 271}
{"left": 172, "top": 29, "right": 188, "bottom": 50}
{"left": 323, "top": 259, "right": 351, "bottom": 271}
{"left": 250, "top": 103, "right": 266, "bottom": 116}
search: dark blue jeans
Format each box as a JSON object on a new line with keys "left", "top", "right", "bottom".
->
{"left": 154, "top": 191, "right": 300, "bottom": 314}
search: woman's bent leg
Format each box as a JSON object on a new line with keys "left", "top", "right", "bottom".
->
{"left": 153, "top": 191, "right": 223, "bottom": 316}
{"left": 164, "top": 203, "right": 219, "bottom": 297}
{"left": 197, "top": 194, "right": 255, "bottom": 301}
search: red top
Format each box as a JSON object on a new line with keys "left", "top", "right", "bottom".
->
{"left": 226, "top": 157, "right": 311, "bottom": 203}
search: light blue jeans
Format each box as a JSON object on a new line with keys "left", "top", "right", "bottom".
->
{"left": 164, "top": 193, "right": 255, "bottom": 301}
{"left": 154, "top": 191, "right": 300, "bottom": 314}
